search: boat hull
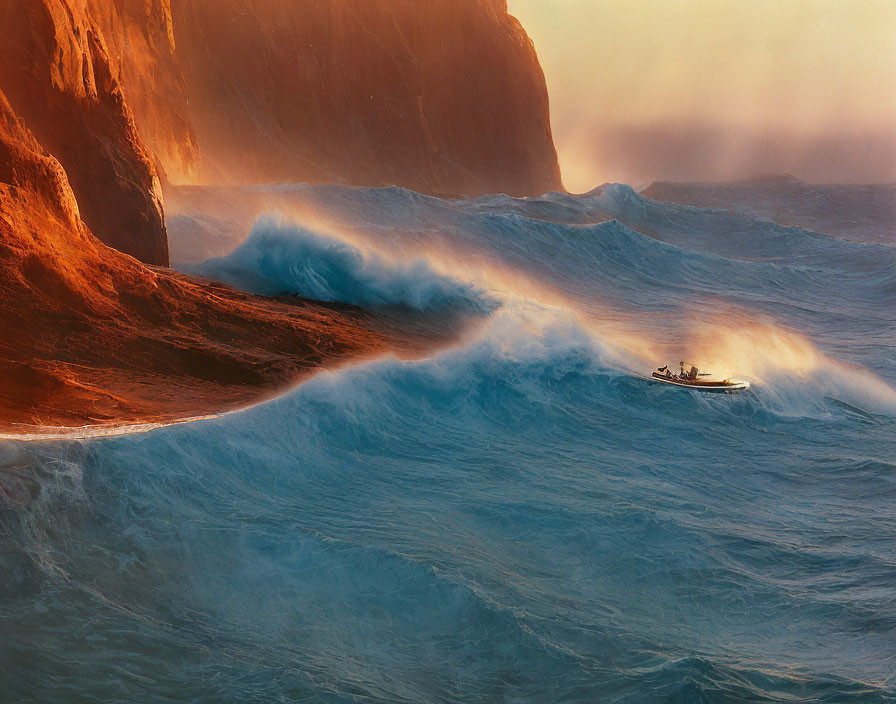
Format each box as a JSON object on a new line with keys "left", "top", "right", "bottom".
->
{"left": 651, "top": 373, "right": 751, "bottom": 393}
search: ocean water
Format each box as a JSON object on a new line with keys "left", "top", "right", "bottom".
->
{"left": 1, "top": 185, "right": 895, "bottom": 703}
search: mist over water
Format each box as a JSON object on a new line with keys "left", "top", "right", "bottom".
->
{"left": 508, "top": 0, "right": 896, "bottom": 189}
{"left": 2, "top": 183, "right": 895, "bottom": 702}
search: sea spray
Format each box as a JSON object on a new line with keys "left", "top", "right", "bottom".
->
{"left": 194, "top": 217, "right": 495, "bottom": 314}
{"left": 2, "top": 296, "right": 893, "bottom": 700}
{"left": 4, "top": 183, "right": 894, "bottom": 702}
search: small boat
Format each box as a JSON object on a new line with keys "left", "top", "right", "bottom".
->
{"left": 651, "top": 363, "right": 750, "bottom": 394}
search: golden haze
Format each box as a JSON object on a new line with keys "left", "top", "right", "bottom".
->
{"left": 509, "top": 0, "right": 896, "bottom": 191}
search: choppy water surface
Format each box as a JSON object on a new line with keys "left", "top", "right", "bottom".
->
{"left": 2, "top": 185, "right": 894, "bottom": 702}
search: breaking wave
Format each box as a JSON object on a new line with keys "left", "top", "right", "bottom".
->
{"left": 2, "top": 183, "right": 895, "bottom": 702}
{"left": 193, "top": 217, "right": 494, "bottom": 314}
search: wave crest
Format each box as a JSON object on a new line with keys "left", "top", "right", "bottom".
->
{"left": 194, "top": 218, "right": 495, "bottom": 314}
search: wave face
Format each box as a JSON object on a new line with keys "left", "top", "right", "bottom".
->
{"left": 3, "top": 183, "right": 896, "bottom": 702}
{"left": 193, "top": 218, "right": 494, "bottom": 313}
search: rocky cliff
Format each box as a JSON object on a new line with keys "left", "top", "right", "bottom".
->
{"left": 0, "top": 0, "right": 557, "bottom": 430}
{"left": 0, "top": 0, "right": 170, "bottom": 265}
{"left": 97, "top": 0, "right": 563, "bottom": 196}
{"left": 0, "top": 83, "right": 402, "bottom": 431}
{"left": 88, "top": 0, "right": 201, "bottom": 182}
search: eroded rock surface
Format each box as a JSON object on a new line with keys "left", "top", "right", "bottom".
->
{"left": 0, "top": 0, "right": 169, "bottom": 265}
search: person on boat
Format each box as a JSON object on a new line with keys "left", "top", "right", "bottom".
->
{"left": 688, "top": 365, "right": 699, "bottom": 381}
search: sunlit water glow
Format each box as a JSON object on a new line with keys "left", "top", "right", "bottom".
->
{"left": 1, "top": 184, "right": 894, "bottom": 702}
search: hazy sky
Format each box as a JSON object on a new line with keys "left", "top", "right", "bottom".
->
{"left": 509, "top": 0, "right": 896, "bottom": 191}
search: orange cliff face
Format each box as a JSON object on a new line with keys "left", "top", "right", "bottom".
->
{"left": 0, "top": 0, "right": 169, "bottom": 266}
{"left": 95, "top": 0, "right": 563, "bottom": 197}
{"left": 0, "top": 0, "right": 559, "bottom": 431}
{"left": 87, "top": 0, "right": 201, "bottom": 182}
{"left": 0, "top": 87, "right": 401, "bottom": 431}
